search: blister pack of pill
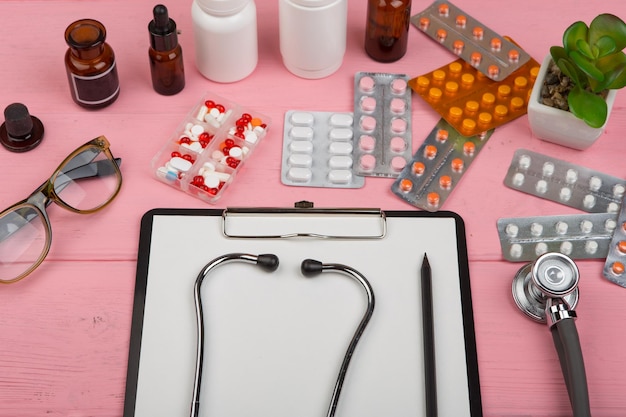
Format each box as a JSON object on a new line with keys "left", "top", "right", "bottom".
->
{"left": 411, "top": 0, "right": 531, "bottom": 81}
{"left": 151, "top": 92, "right": 270, "bottom": 203}
{"left": 504, "top": 149, "right": 626, "bottom": 213}
{"left": 497, "top": 213, "right": 617, "bottom": 262}
{"left": 352, "top": 72, "right": 413, "bottom": 178}
{"left": 391, "top": 118, "right": 493, "bottom": 211}
{"left": 408, "top": 55, "right": 539, "bottom": 137}
{"left": 603, "top": 195, "right": 626, "bottom": 287}
{"left": 281, "top": 110, "right": 364, "bottom": 188}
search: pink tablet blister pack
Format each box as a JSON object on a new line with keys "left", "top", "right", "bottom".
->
{"left": 603, "top": 195, "right": 626, "bottom": 288}
{"left": 411, "top": 0, "right": 531, "bottom": 81}
{"left": 353, "top": 72, "right": 413, "bottom": 178}
{"left": 151, "top": 92, "right": 270, "bottom": 203}
{"left": 504, "top": 149, "right": 626, "bottom": 213}
{"left": 281, "top": 110, "right": 364, "bottom": 188}
{"left": 391, "top": 118, "right": 493, "bottom": 211}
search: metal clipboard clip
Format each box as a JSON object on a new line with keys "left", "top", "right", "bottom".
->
{"left": 222, "top": 202, "right": 387, "bottom": 239}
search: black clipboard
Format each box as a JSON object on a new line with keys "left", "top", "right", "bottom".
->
{"left": 123, "top": 207, "right": 482, "bottom": 417}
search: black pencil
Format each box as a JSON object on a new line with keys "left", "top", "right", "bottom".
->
{"left": 421, "top": 253, "right": 438, "bottom": 417}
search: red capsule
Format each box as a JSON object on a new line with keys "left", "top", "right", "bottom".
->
{"left": 204, "top": 100, "right": 215, "bottom": 108}
{"left": 171, "top": 151, "right": 181, "bottom": 158}
{"left": 215, "top": 104, "right": 225, "bottom": 113}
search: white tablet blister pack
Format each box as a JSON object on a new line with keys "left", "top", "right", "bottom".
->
{"left": 504, "top": 149, "right": 626, "bottom": 213}
{"left": 281, "top": 110, "right": 365, "bottom": 188}
{"left": 603, "top": 195, "right": 626, "bottom": 288}
{"left": 391, "top": 118, "right": 493, "bottom": 211}
{"left": 497, "top": 213, "right": 617, "bottom": 262}
{"left": 353, "top": 72, "right": 413, "bottom": 178}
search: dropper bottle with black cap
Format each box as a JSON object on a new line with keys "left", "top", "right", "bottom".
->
{"left": 148, "top": 4, "right": 185, "bottom": 95}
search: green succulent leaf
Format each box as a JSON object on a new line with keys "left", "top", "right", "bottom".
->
{"left": 575, "top": 39, "right": 594, "bottom": 59}
{"left": 589, "top": 14, "right": 626, "bottom": 50}
{"left": 570, "top": 50, "right": 605, "bottom": 82}
{"left": 563, "top": 21, "right": 589, "bottom": 52}
{"left": 568, "top": 86, "right": 608, "bottom": 128}
{"left": 595, "top": 35, "right": 617, "bottom": 58}
{"left": 555, "top": 56, "right": 583, "bottom": 86}
{"left": 596, "top": 53, "right": 626, "bottom": 90}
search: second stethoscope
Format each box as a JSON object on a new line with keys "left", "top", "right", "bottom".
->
{"left": 190, "top": 253, "right": 375, "bottom": 417}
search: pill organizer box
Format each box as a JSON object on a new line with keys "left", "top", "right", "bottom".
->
{"left": 603, "top": 195, "right": 626, "bottom": 288}
{"left": 503, "top": 149, "right": 626, "bottom": 213}
{"left": 411, "top": 0, "right": 531, "bottom": 81}
{"left": 497, "top": 213, "right": 616, "bottom": 262}
{"left": 281, "top": 110, "right": 364, "bottom": 188}
{"left": 408, "top": 53, "right": 539, "bottom": 137}
{"left": 352, "top": 71, "right": 413, "bottom": 178}
{"left": 151, "top": 92, "right": 270, "bottom": 203}
{"left": 391, "top": 118, "right": 493, "bottom": 211}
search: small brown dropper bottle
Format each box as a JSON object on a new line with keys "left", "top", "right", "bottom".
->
{"left": 364, "top": 0, "right": 412, "bottom": 62}
{"left": 149, "top": 4, "right": 185, "bottom": 95}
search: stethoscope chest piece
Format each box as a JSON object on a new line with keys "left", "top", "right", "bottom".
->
{"left": 512, "top": 252, "right": 579, "bottom": 323}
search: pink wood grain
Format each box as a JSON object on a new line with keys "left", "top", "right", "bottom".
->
{"left": 1, "top": 1, "right": 626, "bottom": 416}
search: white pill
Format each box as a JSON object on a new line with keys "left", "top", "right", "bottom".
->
{"left": 329, "top": 141, "right": 353, "bottom": 155}
{"left": 555, "top": 221, "right": 568, "bottom": 235}
{"left": 535, "top": 242, "right": 548, "bottom": 256}
{"left": 535, "top": 179, "right": 548, "bottom": 194}
{"left": 290, "top": 112, "right": 315, "bottom": 126}
{"left": 559, "top": 187, "right": 572, "bottom": 201}
{"left": 542, "top": 162, "right": 555, "bottom": 177}
{"left": 565, "top": 169, "right": 578, "bottom": 184}
{"left": 510, "top": 244, "right": 523, "bottom": 258}
{"left": 203, "top": 173, "right": 220, "bottom": 188}
{"left": 168, "top": 156, "right": 192, "bottom": 172}
{"left": 228, "top": 146, "right": 243, "bottom": 159}
{"left": 607, "top": 202, "right": 620, "bottom": 214}
{"left": 290, "top": 126, "right": 314, "bottom": 140}
{"left": 560, "top": 241, "right": 573, "bottom": 255}
{"left": 589, "top": 176, "right": 602, "bottom": 191}
{"left": 212, "top": 150, "right": 225, "bottom": 161}
{"left": 505, "top": 223, "right": 518, "bottom": 237}
{"left": 605, "top": 218, "right": 617, "bottom": 232}
{"left": 518, "top": 155, "right": 531, "bottom": 169}
{"left": 190, "top": 124, "right": 205, "bottom": 137}
{"left": 329, "top": 128, "right": 353, "bottom": 141}
{"left": 288, "top": 167, "right": 312, "bottom": 182}
{"left": 329, "top": 113, "right": 353, "bottom": 127}
{"left": 182, "top": 142, "right": 203, "bottom": 152}
{"left": 583, "top": 194, "right": 596, "bottom": 209}
{"left": 512, "top": 172, "right": 525, "bottom": 187}
{"left": 328, "top": 169, "right": 353, "bottom": 184}
{"left": 613, "top": 184, "right": 625, "bottom": 198}
{"left": 204, "top": 114, "right": 220, "bottom": 128}
{"left": 288, "top": 154, "right": 313, "bottom": 168}
{"left": 244, "top": 130, "right": 259, "bottom": 144}
{"left": 253, "top": 126, "right": 266, "bottom": 137}
{"left": 580, "top": 219, "right": 593, "bottom": 233}
{"left": 585, "top": 240, "right": 598, "bottom": 254}
{"left": 328, "top": 155, "right": 353, "bottom": 170}
{"left": 209, "top": 107, "right": 221, "bottom": 118}
{"left": 196, "top": 105, "right": 208, "bottom": 121}
{"left": 289, "top": 140, "right": 313, "bottom": 153}
{"left": 530, "top": 222, "right": 543, "bottom": 236}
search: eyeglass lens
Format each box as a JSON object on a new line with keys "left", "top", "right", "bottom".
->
{"left": 0, "top": 144, "right": 120, "bottom": 283}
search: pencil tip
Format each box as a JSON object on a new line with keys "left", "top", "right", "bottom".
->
{"left": 423, "top": 253, "right": 429, "bottom": 265}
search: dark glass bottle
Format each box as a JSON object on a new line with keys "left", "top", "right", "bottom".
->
{"left": 149, "top": 4, "right": 185, "bottom": 95}
{"left": 64, "top": 19, "right": 120, "bottom": 109}
{"left": 364, "top": 0, "right": 412, "bottom": 62}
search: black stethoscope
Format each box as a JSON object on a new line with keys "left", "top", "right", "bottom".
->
{"left": 512, "top": 252, "right": 591, "bottom": 417}
{"left": 190, "top": 253, "right": 375, "bottom": 417}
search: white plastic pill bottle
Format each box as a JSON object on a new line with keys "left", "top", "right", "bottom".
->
{"left": 279, "top": 0, "right": 347, "bottom": 79}
{"left": 191, "top": 0, "right": 258, "bottom": 83}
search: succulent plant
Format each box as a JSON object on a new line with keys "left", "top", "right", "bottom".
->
{"left": 549, "top": 13, "right": 626, "bottom": 128}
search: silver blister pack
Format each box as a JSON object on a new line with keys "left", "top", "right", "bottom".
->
{"left": 391, "top": 118, "right": 493, "bottom": 211}
{"left": 497, "top": 213, "right": 617, "bottom": 262}
{"left": 281, "top": 110, "right": 364, "bottom": 189}
{"left": 504, "top": 149, "right": 626, "bottom": 213}
{"left": 411, "top": 0, "right": 531, "bottom": 81}
{"left": 352, "top": 72, "right": 413, "bottom": 178}
{"left": 603, "top": 194, "right": 626, "bottom": 288}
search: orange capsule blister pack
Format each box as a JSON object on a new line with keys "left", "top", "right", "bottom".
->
{"left": 409, "top": 55, "right": 539, "bottom": 137}
{"left": 391, "top": 118, "right": 494, "bottom": 211}
{"left": 411, "top": 0, "right": 531, "bottom": 81}
{"left": 603, "top": 195, "right": 626, "bottom": 288}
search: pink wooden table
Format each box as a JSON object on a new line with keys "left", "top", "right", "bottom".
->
{"left": 1, "top": 1, "right": 626, "bottom": 416}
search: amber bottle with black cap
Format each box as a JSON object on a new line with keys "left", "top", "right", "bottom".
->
{"left": 364, "top": 0, "right": 412, "bottom": 62}
{"left": 149, "top": 4, "right": 185, "bottom": 95}
{"left": 64, "top": 19, "right": 120, "bottom": 109}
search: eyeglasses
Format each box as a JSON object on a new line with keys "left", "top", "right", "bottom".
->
{"left": 0, "top": 136, "right": 122, "bottom": 284}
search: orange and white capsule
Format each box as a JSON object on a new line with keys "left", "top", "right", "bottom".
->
{"left": 453, "top": 39, "right": 465, "bottom": 55}
{"left": 412, "top": 161, "right": 426, "bottom": 176}
{"left": 618, "top": 240, "right": 626, "bottom": 254}
{"left": 439, "top": 175, "right": 452, "bottom": 190}
{"left": 419, "top": 16, "right": 430, "bottom": 30}
{"left": 436, "top": 129, "right": 449, "bottom": 143}
{"left": 455, "top": 15, "right": 467, "bottom": 28}
{"left": 463, "top": 141, "right": 476, "bottom": 156}
{"left": 438, "top": 3, "right": 449, "bottom": 16}
{"left": 490, "top": 37, "right": 502, "bottom": 51}
{"left": 436, "top": 28, "right": 448, "bottom": 42}
{"left": 611, "top": 261, "right": 625, "bottom": 275}
{"left": 508, "top": 49, "right": 520, "bottom": 63}
{"left": 470, "top": 51, "right": 482, "bottom": 67}
{"left": 399, "top": 178, "right": 413, "bottom": 193}
{"left": 427, "top": 192, "right": 441, "bottom": 207}
{"left": 472, "top": 26, "right": 484, "bottom": 40}
{"left": 451, "top": 157, "right": 464, "bottom": 172}
{"left": 424, "top": 145, "right": 438, "bottom": 159}
{"left": 488, "top": 65, "right": 500, "bottom": 79}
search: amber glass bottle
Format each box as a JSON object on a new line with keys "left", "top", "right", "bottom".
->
{"left": 64, "top": 19, "right": 120, "bottom": 109}
{"left": 148, "top": 4, "right": 185, "bottom": 95}
{"left": 364, "top": 0, "right": 412, "bottom": 62}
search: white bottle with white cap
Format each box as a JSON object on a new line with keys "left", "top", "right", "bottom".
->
{"left": 191, "top": 0, "right": 258, "bottom": 83}
{"left": 279, "top": 0, "right": 347, "bottom": 79}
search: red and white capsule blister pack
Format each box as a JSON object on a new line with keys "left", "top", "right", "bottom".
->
{"left": 151, "top": 92, "right": 270, "bottom": 203}
{"left": 497, "top": 213, "right": 616, "bottom": 262}
{"left": 504, "top": 149, "right": 626, "bottom": 213}
{"left": 391, "top": 118, "right": 493, "bottom": 211}
{"left": 603, "top": 195, "right": 626, "bottom": 288}
{"left": 411, "top": 0, "right": 531, "bottom": 81}
{"left": 353, "top": 72, "right": 413, "bottom": 178}
{"left": 281, "top": 110, "right": 364, "bottom": 188}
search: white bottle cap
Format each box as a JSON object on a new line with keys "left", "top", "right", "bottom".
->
{"left": 196, "top": 0, "right": 249, "bottom": 15}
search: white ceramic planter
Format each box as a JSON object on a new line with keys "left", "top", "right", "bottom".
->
{"left": 527, "top": 54, "right": 617, "bottom": 150}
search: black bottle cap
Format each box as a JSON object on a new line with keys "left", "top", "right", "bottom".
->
{"left": 0, "top": 103, "right": 44, "bottom": 153}
{"left": 148, "top": 4, "right": 178, "bottom": 52}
